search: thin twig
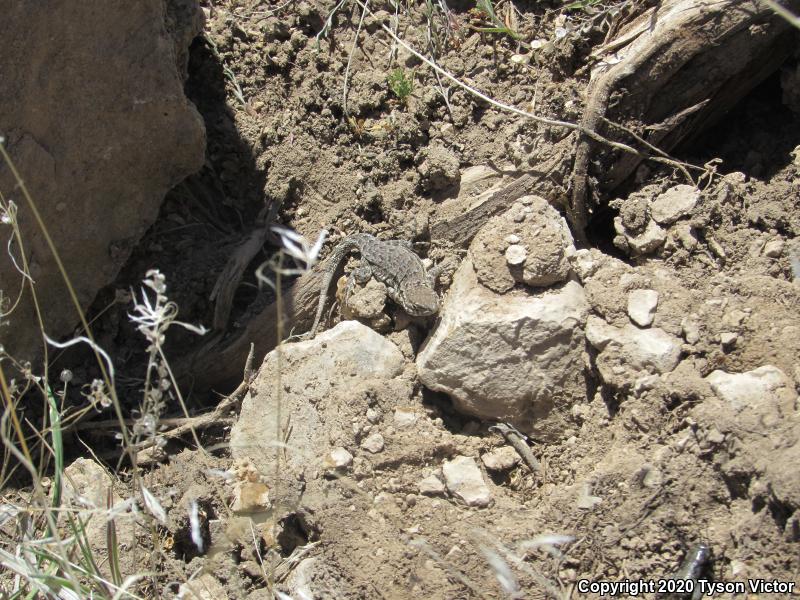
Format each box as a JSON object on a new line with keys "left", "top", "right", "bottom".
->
{"left": 489, "top": 422, "right": 541, "bottom": 474}
{"left": 133, "top": 345, "right": 254, "bottom": 450}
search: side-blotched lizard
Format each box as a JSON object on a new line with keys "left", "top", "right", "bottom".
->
{"left": 308, "top": 233, "right": 444, "bottom": 337}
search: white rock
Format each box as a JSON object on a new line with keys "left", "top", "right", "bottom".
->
{"left": 570, "top": 249, "right": 599, "bottom": 281}
{"left": 627, "top": 289, "right": 659, "bottom": 327}
{"left": 393, "top": 408, "right": 418, "bottom": 428}
{"left": 650, "top": 185, "right": 699, "bottom": 225}
{"left": 366, "top": 408, "right": 381, "bottom": 423}
{"left": 325, "top": 447, "right": 353, "bottom": 469}
{"left": 61, "top": 458, "right": 135, "bottom": 574}
{"left": 481, "top": 447, "right": 520, "bottom": 471}
{"left": 231, "top": 322, "right": 406, "bottom": 506}
{"left": 418, "top": 474, "right": 446, "bottom": 496}
{"left": 361, "top": 433, "right": 385, "bottom": 454}
{"left": 615, "top": 217, "right": 666, "bottom": 256}
{"left": 764, "top": 239, "right": 785, "bottom": 258}
{"left": 722, "top": 309, "right": 747, "bottom": 328}
{"left": 719, "top": 331, "right": 738, "bottom": 348}
{"left": 576, "top": 483, "right": 602, "bottom": 510}
{"left": 505, "top": 244, "right": 527, "bottom": 266}
{"left": 180, "top": 574, "right": 227, "bottom": 600}
{"left": 586, "top": 316, "right": 682, "bottom": 374}
{"left": 681, "top": 315, "right": 701, "bottom": 344}
{"left": 417, "top": 260, "right": 588, "bottom": 440}
{"left": 284, "top": 557, "right": 324, "bottom": 600}
{"left": 584, "top": 316, "right": 618, "bottom": 348}
{"left": 706, "top": 366, "right": 796, "bottom": 413}
{"left": 442, "top": 456, "right": 492, "bottom": 507}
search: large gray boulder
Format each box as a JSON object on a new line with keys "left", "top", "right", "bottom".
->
{"left": 417, "top": 259, "right": 589, "bottom": 441}
{"left": 0, "top": 0, "right": 205, "bottom": 363}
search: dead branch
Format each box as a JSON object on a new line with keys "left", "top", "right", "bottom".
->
{"left": 570, "top": 0, "right": 800, "bottom": 236}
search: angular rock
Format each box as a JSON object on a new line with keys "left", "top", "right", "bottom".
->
{"left": 0, "top": 1, "right": 205, "bottom": 363}
{"left": 614, "top": 218, "right": 667, "bottom": 256}
{"left": 417, "top": 259, "right": 588, "bottom": 440}
{"left": 232, "top": 481, "right": 271, "bottom": 513}
{"left": 719, "top": 331, "right": 738, "bottom": 348}
{"left": 706, "top": 366, "right": 796, "bottom": 415}
{"left": 393, "top": 408, "right": 418, "bottom": 428}
{"left": 586, "top": 316, "right": 681, "bottom": 386}
{"left": 442, "top": 456, "right": 492, "bottom": 508}
{"left": 586, "top": 316, "right": 681, "bottom": 373}
{"left": 764, "top": 239, "right": 785, "bottom": 258}
{"left": 361, "top": 433, "right": 385, "bottom": 454}
{"left": 650, "top": 185, "right": 699, "bottom": 225}
{"left": 231, "top": 321, "right": 405, "bottom": 508}
{"left": 324, "top": 447, "right": 353, "bottom": 469}
{"left": 627, "top": 289, "right": 659, "bottom": 327}
{"left": 569, "top": 249, "right": 602, "bottom": 282}
{"left": 366, "top": 408, "right": 381, "bottom": 424}
{"left": 418, "top": 473, "right": 446, "bottom": 496}
{"left": 681, "top": 314, "right": 702, "bottom": 344}
{"left": 283, "top": 557, "right": 324, "bottom": 600}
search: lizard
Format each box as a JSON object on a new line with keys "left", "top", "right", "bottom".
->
{"left": 307, "top": 232, "right": 445, "bottom": 338}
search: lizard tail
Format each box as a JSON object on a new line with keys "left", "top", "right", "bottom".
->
{"left": 308, "top": 237, "right": 359, "bottom": 337}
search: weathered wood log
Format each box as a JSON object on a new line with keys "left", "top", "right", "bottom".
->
{"left": 178, "top": 263, "right": 325, "bottom": 392}
{"left": 430, "top": 138, "right": 572, "bottom": 247}
{"left": 570, "top": 0, "right": 800, "bottom": 237}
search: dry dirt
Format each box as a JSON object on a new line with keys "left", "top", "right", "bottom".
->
{"left": 10, "top": 0, "right": 800, "bottom": 598}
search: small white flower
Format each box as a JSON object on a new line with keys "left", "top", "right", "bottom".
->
{"left": 141, "top": 485, "right": 167, "bottom": 525}
{"left": 189, "top": 499, "right": 204, "bottom": 553}
{"left": 272, "top": 226, "right": 328, "bottom": 267}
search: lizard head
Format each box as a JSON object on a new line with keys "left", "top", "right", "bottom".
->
{"left": 399, "top": 282, "right": 440, "bottom": 316}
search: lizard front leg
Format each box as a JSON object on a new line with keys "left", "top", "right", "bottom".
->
{"left": 344, "top": 261, "right": 373, "bottom": 303}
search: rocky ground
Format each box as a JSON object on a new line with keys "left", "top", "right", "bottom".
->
{"left": 2, "top": 0, "right": 800, "bottom": 598}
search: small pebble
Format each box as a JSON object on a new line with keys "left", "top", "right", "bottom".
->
{"left": 394, "top": 408, "right": 418, "bottom": 428}
{"left": 764, "top": 239, "right": 784, "bottom": 258}
{"left": 326, "top": 447, "right": 354, "bottom": 469}
{"left": 505, "top": 244, "right": 527, "bottom": 266}
{"left": 481, "top": 447, "right": 520, "bottom": 472}
{"left": 419, "top": 474, "right": 446, "bottom": 496}
{"left": 361, "top": 433, "right": 385, "bottom": 454}
{"left": 627, "top": 289, "right": 659, "bottom": 327}
{"left": 720, "top": 331, "right": 738, "bottom": 349}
